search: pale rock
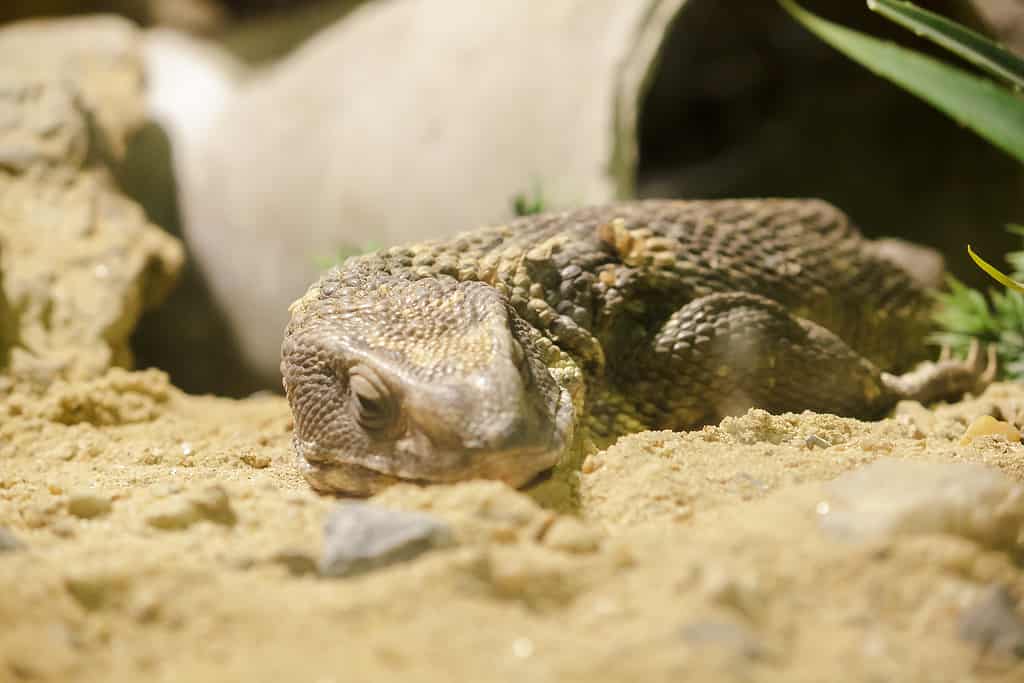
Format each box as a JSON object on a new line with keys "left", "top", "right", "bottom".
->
{"left": 0, "top": 17, "right": 184, "bottom": 388}
{"left": 818, "top": 459, "right": 1024, "bottom": 549}
{"left": 146, "top": 484, "right": 236, "bottom": 530}
{"left": 959, "top": 415, "right": 1021, "bottom": 446}
{"left": 67, "top": 490, "right": 113, "bottom": 519}
{"left": 0, "top": 15, "right": 145, "bottom": 158}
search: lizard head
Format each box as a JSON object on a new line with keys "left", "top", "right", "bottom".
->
{"left": 281, "top": 267, "right": 579, "bottom": 495}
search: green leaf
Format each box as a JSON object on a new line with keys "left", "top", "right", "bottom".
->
{"left": 1004, "top": 250, "right": 1024, "bottom": 278}
{"left": 932, "top": 275, "right": 998, "bottom": 336}
{"left": 867, "top": 0, "right": 1024, "bottom": 89}
{"left": 968, "top": 245, "right": 1024, "bottom": 293}
{"left": 511, "top": 179, "right": 548, "bottom": 217}
{"left": 778, "top": 0, "right": 1024, "bottom": 164}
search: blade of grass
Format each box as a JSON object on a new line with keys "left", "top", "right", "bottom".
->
{"left": 868, "top": 0, "right": 1024, "bottom": 89}
{"left": 778, "top": 0, "right": 1024, "bottom": 164}
{"left": 968, "top": 245, "right": 1024, "bottom": 293}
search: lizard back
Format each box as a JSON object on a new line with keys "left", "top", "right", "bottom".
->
{"left": 339, "top": 198, "right": 933, "bottom": 376}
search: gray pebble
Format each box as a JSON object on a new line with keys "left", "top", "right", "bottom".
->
{"left": 319, "top": 503, "right": 453, "bottom": 578}
{"left": 0, "top": 527, "right": 23, "bottom": 553}
{"left": 959, "top": 585, "right": 1024, "bottom": 659}
{"left": 680, "top": 619, "right": 766, "bottom": 661}
{"left": 804, "top": 434, "right": 830, "bottom": 449}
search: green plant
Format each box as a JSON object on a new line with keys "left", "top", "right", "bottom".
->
{"left": 313, "top": 241, "right": 382, "bottom": 270}
{"left": 780, "top": 0, "right": 1024, "bottom": 377}
{"left": 932, "top": 232, "right": 1024, "bottom": 380}
{"left": 511, "top": 181, "right": 547, "bottom": 217}
{"left": 779, "top": 0, "right": 1024, "bottom": 162}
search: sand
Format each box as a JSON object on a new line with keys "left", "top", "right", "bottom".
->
{"left": 2, "top": 368, "right": 1023, "bottom": 682}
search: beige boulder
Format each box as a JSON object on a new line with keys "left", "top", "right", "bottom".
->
{"left": 0, "top": 17, "right": 184, "bottom": 389}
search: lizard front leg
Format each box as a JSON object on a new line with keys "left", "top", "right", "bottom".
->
{"left": 593, "top": 292, "right": 992, "bottom": 437}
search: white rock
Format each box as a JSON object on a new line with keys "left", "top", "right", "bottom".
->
{"left": 148, "top": 0, "right": 686, "bottom": 384}
{"left": 818, "top": 459, "right": 1024, "bottom": 549}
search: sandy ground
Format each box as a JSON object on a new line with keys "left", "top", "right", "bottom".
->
{"left": 2, "top": 368, "right": 1024, "bottom": 682}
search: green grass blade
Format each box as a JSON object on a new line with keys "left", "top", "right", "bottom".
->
{"left": 868, "top": 0, "right": 1024, "bottom": 88}
{"left": 779, "top": 0, "right": 1024, "bottom": 164}
{"left": 968, "top": 245, "right": 1024, "bottom": 293}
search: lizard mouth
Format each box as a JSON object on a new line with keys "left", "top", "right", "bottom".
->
{"left": 295, "top": 443, "right": 563, "bottom": 496}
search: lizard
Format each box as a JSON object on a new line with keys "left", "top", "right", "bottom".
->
{"left": 281, "top": 199, "right": 994, "bottom": 495}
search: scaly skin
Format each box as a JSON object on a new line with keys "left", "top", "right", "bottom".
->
{"left": 282, "top": 199, "right": 989, "bottom": 495}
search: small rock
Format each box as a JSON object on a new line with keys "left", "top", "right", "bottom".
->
{"left": 699, "top": 566, "right": 764, "bottom": 620}
{"left": 541, "top": 516, "right": 602, "bottom": 554}
{"left": 240, "top": 451, "right": 271, "bottom": 469}
{"left": 130, "top": 590, "right": 163, "bottom": 624}
{"left": 146, "top": 499, "right": 201, "bottom": 530}
{"left": 65, "top": 571, "right": 131, "bottom": 611}
{"left": 680, "top": 619, "right": 766, "bottom": 661}
{"left": 146, "top": 484, "right": 236, "bottom": 530}
{"left": 67, "top": 490, "right": 112, "bottom": 519}
{"left": 138, "top": 448, "right": 165, "bottom": 465}
{"left": 818, "top": 459, "right": 1024, "bottom": 549}
{"left": 960, "top": 415, "right": 1021, "bottom": 446}
{"left": 21, "top": 502, "right": 56, "bottom": 529}
{"left": 319, "top": 503, "right": 453, "bottom": 578}
{"left": 187, "top": 485, "right": 237, "bottom": 526}
{"left": 959, "top": 585, "right": 1024, "bottom": 659}
{"left": 804, "top": 434, "right": 830, "bottom": 449}
{"left": 52, "top": 519, "right": 76, "bottom": 538}
{"left": 0, "top": 527, "right": 23, "bottom": 552}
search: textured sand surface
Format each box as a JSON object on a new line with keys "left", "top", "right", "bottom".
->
{"left": 2, "top": 370, "right": 1023, "bottom": 682}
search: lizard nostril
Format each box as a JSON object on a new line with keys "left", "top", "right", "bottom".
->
{"left": 480, "top": 406, "right": 543, "bottom": 453}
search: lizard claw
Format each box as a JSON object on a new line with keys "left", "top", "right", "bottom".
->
{"left": 939, "top": 344, "right": 953, "bottom": 363}
{"left": 963, "top": 338, "right": 979, "bottom": 367}
{"left": 961, "top": 339, "right": 998, "bottom": 391}
{"left": 980, "top": 342, "right": 999, "bottom": 388}
{"left": 884, "top": 338, "right": 997, "bottom": 404}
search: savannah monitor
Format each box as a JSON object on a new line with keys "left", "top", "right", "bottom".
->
{"left": 281, "top": 199, "right": 992, "bottom": 495}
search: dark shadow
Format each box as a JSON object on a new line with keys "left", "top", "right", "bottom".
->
{"left": 115, "top": 122, "right": 269, "bottom": 397}
{"left": 637, "top": 0, "right": 1022, "bottom": 288}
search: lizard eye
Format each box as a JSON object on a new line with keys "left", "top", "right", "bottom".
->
{"left": 349, "top": 368, "right": 396, "bottom": 433}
